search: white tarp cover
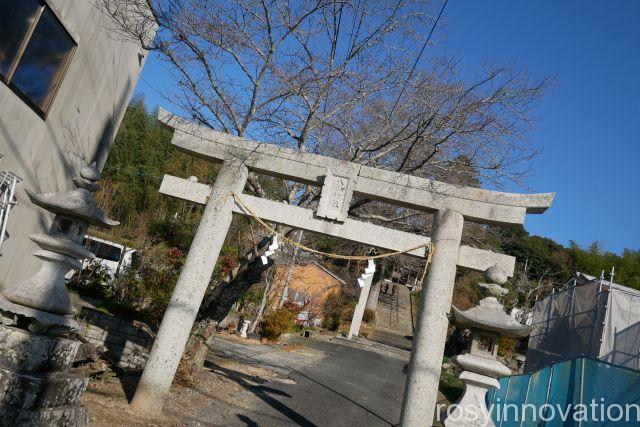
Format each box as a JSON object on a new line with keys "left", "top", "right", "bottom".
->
{"left": 525, "top": 273, "right": 640, "bottom": 373}
{"left": 599, "top": 286, "right": 640, "bottom": 370}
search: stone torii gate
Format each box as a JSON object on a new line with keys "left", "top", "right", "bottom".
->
{"left": 130, "top": 109, "right": 554, "bottom": 425}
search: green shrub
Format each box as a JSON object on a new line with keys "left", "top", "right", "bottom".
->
{"left": 363, "top": 308, "right": 376, "bottom": 323}
{"left": 148, "top": 219, "right": 195, "bottom": 251}
{"left": 238, "top": 285, "right": 264, "bottom": 308}
{"left": 259, "top": 305, "right": 298, "bottom": 340}
{"left": 439, "top": 368, "right": 464, "bottom": 403}
{"left": 321, "top": 290, "right": 356, "bottom": 331}
{"left": 66, "top": 261, "right": 113, "bottom": 300}
{"left": 69, "top": 247, "right": 181, "bottom": 327}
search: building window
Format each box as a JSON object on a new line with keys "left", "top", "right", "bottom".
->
{"left": 0, "top": 0, "right": 76, "bottom": 118}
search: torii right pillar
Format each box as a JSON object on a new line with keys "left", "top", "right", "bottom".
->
{"left": 400, "top": 209, "right": 464, "bottom": 426}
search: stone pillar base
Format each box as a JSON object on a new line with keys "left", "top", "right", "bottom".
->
{"left": 444, "top": 371, "right": 499, "bottom": 427}
{"left": 0, "top": 324, "right": 89, "bottom": 427}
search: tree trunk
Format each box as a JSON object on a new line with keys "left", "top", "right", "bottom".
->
{"left": 177, "top": 224, "right": 301, "bottom": 377}
{"left": 177, "top": 237, "right": 274, "bottom": 377}
{"left": 175, "top": 318, "right": 217, "bottom": 384}
{"left": 203, "top": 257, "right": 273, "bottom": 323}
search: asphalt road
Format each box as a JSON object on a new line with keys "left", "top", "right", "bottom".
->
{"left": 208, "top": 339, "right": 408, "bottom": 426}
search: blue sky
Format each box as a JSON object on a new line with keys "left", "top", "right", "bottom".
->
{"left": 134, "top": 0, "right": 640, "bottom": 254}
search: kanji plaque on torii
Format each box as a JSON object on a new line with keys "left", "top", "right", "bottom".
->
{"left": 131, "top": 109, "right": 554, "bottom": 426}
{"left": 316, "top": 169, "right": 356, "bottom": 222}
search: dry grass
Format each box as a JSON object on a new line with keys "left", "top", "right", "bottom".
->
{"left": 81, "top": 355, "right": 281, "bottom": 426}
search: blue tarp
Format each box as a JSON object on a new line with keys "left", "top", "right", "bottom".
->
{"left": 486, "top": 357, "right": 640, "bottom": 426}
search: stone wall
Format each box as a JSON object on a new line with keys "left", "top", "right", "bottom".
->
{"left": 76, "top": 308, "right": 155, "bottom": 370}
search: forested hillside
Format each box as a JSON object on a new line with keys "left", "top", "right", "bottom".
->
{"left": 88, "top": 98, "right": 640, "bottom": 327}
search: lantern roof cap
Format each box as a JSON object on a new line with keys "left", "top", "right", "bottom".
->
{"left": 26, "top": 189, "right": 119, "bottom": 228}
{"left": 25, "top": 163, "right": 118, "bottom": 228}
{"left": 450, "top": 297, "right": 533, "bottom": 337}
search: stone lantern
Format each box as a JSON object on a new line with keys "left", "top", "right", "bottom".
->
{"left": 0, "top": 163, "right": 118, "bottom": 425}
{"left": 444, "top": 266, "right": 533, "bottom": 427}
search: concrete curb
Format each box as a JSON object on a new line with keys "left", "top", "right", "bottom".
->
{"left": 310, "top": 332, "right": 410, "bottom": 360}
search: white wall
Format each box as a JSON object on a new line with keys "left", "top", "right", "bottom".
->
{"left": 0, "top": 0, "right": 152, "bottom": 287}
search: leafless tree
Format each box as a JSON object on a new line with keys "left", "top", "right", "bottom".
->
{"left": 97, "top": 0, "right": 551, "bottom": 373}
{"left": 98, "top": 0, "right": 549, "bottom": 202}
{"left": 502, "top": 258, "right": 565, "bottom": 324}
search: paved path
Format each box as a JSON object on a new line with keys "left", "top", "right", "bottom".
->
{"left": 208, "top": 337, "right": 408, "bottom": 426}
{"left": 370, "top": 284, "right": 415, "bottom": 352}
{"left": 375, "top": 286, "right": 413, "bottom": 334}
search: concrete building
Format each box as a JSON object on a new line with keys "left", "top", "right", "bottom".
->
{"left": 0, "top": 0, "right": 153, "bottom": 288}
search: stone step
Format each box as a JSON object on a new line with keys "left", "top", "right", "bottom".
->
{"left": 376, "top": 285, "right": 414, "bottom": 334}
{"left": 0, "top": 404, "right": 88, "bottom": 427}
{"left": 0, "top": 325, "right": 79, "bottom": 373}
{"left": 369, "top": 327, "right": 413, "bottom": 352}
{"left": 0, "top": 366, "right": 88, "bottom": 409}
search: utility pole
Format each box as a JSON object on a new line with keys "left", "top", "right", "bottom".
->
{"left": 249, "top": 266, "right": 275, "bottom": 334}
{"left": 279, "top": 230, "right": 303, "bottom": 308}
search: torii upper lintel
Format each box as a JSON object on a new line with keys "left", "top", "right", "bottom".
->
{"left": 159, "top": 108, "right": 554, "bottom": 226}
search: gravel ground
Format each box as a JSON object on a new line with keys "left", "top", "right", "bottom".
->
{"left": 81, "top": 333, "right": 445, "bottom": 426}
{"left": 82, "top": 334, "right": 324, "bottom": 426}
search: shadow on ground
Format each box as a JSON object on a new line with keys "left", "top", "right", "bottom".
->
{"left": 206, "top": 360, "right": 317, "bottom": 426}
{"left": 108, "top": 367, "right": 142, "bottom": 403}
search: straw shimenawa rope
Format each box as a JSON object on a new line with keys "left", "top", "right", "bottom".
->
{"left": 226, "top": 192, "right": 435, "bottom": 283}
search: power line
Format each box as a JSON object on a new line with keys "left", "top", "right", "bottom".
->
{"left": 388, "top": 0, "right": 449, "bottom": 118}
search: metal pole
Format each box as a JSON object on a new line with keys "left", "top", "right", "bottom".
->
{"left": 609, "top": 266, "right": 615, "bottom": 286}
{"left": 599, "top": 270, "right": 604, "bottom": 292}
{"left": 0, "top": 174, "right": 19, "bottom": 254}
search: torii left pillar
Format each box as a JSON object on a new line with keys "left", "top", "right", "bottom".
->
{"left": 131, "top": 161, "right": 248, "bottom": 415}
{"left": 348, "top": 272, "right": 374, "bottom": 339}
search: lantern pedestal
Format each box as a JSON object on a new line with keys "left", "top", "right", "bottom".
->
{"left": 0, "top": 164, "right": 117, "bottom": 426}
{"left": 445, "top": 353, "right": 511, "bottom": 427}
{"left": 444, "top": 371, "right": 499, "bottom": 427}
{"left": 0, "top": 324, "right": 89, "bottom": 425}
{"left": 444, "top": 267, "right": 533, "bottom": 427}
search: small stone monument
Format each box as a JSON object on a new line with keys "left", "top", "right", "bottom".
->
{"left": 239, "top": 320, "right": 250, "bottom": 338}
{"left": 0, "top": 163, "right": 118, "bottom": 426}
{"left": 444, "top": 266, "right": 533, "bottom": 427}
